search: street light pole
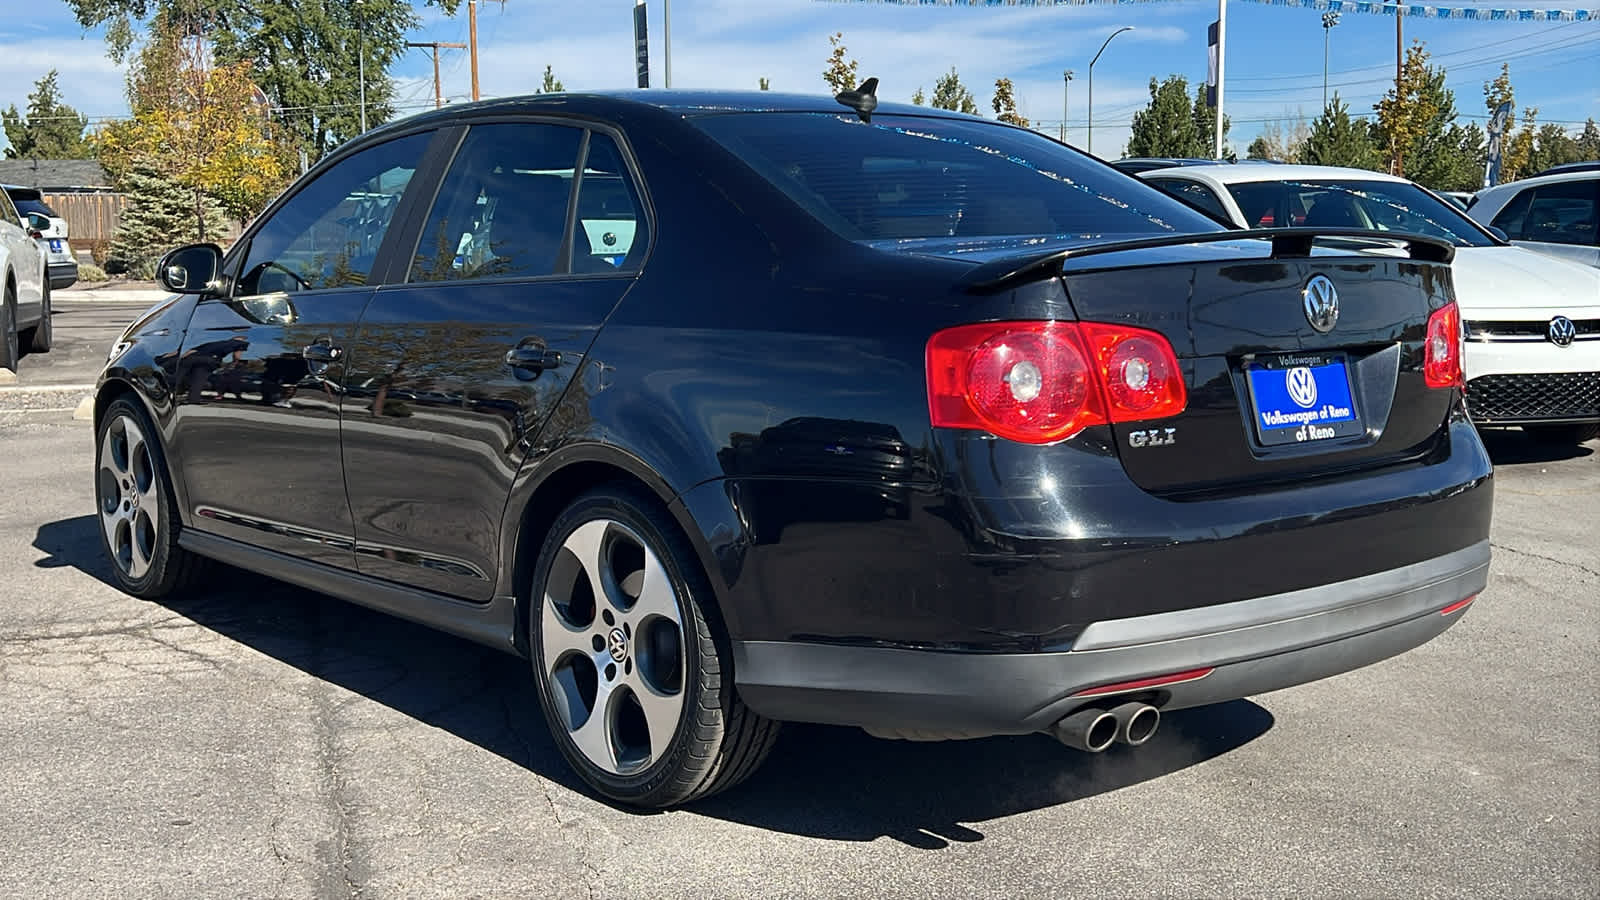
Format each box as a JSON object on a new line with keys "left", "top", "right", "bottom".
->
{"left": 664, "top": 0, "right": 673, "bottom": 88}
{"left": 1062, "top": 69, "right": 1074, "bottom": 143}
{"left": 1321, "top": 11, "right": 1340, "bottom": 111}
{"left": 1088, "top": 26, "right": 1134, "bottom": 157}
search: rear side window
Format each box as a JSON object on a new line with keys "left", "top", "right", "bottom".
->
{"left": 573, "top": 133, "right": 649, "bottom": 271}
{"left": 1225, "top": 179, "right": 1494, "bottom": 247}
{"left": 6, "top": 189, "right": 56, "bottom": 218}
{"left": 1148, "top": 178, "right": 1230, "bottom": 221}
{"left": 692, "top": 113, "right": 1219, "bottom": 241}
{"left": 411, "top": 123, "right": 584, "bottom": 282}
{"left": 1492, "top": 181, "right": 1598, "bottom": 246}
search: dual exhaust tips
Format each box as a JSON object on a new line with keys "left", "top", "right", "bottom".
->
{"left": 1051, "top": 702, "right": 1160, "bottom": 753}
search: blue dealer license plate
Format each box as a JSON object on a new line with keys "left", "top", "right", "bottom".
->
{"left": 48, "top": 239, "right": 64, "bottom": 252}
{"left": 1244, "top": 352, "right": 1363, "bottom": 446}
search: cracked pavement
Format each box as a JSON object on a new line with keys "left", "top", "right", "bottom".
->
{"left": 1, "top": 306, "right": 1596, "bottom": 897}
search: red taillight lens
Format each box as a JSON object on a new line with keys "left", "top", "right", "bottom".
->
{"left": 1424, "top": 302, "right": 1464, "bottom": 389}
{"left": 927, "top": 321, "right": 1186, "bottom": 444}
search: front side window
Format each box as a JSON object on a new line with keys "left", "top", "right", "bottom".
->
{"left": 692, "top": 113, "right": 1219, "bottom": 242}
{"left": 1225, "top": 179, "right": 1495, "bottom": 247}
{"left": 1493, "top": 181, "right": 1598, "bottom": 246}
{"left": 411, "top": 123, "right": 584, "bottom": 282}
{"left": 236, "top": 131, "right": 430, "bottom": 296}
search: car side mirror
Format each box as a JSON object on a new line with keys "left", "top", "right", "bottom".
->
{"left": 157, "top": 243, "right": 225, "bottom": 294}
{"left": 25, "top": 212, "right": 50, "bottom": 232}
{"left": 1486, "top": 226, "right": 1509, "bottom": 243}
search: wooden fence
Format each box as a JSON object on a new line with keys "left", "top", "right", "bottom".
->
{"left": 43, "top": 193, "right": 124, "bottom": 246}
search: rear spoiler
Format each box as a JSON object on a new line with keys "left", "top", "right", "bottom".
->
{"left": 959, "top": 228, "right": 1456, "bottom": 294}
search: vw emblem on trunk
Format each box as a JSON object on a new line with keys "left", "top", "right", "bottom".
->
{"left": 1548, "top": 315, "right": 1577, "bottom": 347}
{"left": 1286, "top": 366, "right": 1319, "bottom": 408}
{"left": 1303, "top": 275, "right": 1339, "bottom": 334}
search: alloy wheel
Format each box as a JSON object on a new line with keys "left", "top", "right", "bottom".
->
{"left": 97, "top": 414, "right": 161, "bottom": 580}
{"left": 539, "top": 518, "right": 688, "bottom": 775}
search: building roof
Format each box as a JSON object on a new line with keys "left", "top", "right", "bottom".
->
{"left": 0, "top": 158, "right": 113, "bottom": 191}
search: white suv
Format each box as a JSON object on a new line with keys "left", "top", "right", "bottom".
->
{"left": 1139, "top": 163, "right": 1600, "bottom": 445}
{"left": 2, "top": 186, "right": 78, "bottom": 289}
{"left": 1468, "top": 164, "right": 1600, "bottom": 269}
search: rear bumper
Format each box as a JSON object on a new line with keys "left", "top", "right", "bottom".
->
{"left": 48, "top": 261, "right": 78, "bottom": 290}
{"left": 735, "top": 540, "right": 1488, "bottom": 738}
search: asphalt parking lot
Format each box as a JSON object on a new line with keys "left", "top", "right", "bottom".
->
{"left": 2, "top": 297, "right": 1596, "bottom": 898}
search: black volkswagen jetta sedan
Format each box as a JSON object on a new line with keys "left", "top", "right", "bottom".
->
{"left": 95, "top": 90, "right": 1492, "bottom": 808}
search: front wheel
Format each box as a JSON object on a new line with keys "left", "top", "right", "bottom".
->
{"left": 1526, "top": 423, "right": 1600, "bottom": 445}
{"left": 95, "top": 396, "right": 210, "bottom": 598}
{"left": 1, "top": 284, "right": 17, "bottom": 373}
{"left": 529, "top": 486, "right": 778, "bottom": 808}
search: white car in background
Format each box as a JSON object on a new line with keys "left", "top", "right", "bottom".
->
{"left": 1139, "top": 163, "right": 1600, "bottom": 445}
{"left": 3, "top": 186, "right": 78, "bottom": 289}
{"left": 0, "top": 187, "right": 51, "bottom": 371}
{"left": 1468, "top": 163, "right": 1600, "bottom": 269}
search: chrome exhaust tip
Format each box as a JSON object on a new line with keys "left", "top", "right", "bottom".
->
{"left": 1051, "top": 707, "right": 1119, "bottom": 753}
{"left": 1109, "top": 702, "right": 1160, "bottom": 746}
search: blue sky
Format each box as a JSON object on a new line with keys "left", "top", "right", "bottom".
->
{"left": 2, "top": 0, "right": 1596, "bottom": 159}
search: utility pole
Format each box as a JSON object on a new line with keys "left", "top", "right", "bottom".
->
{"left": 1062, "top": 70, "right": 1074, "bottom": 143}
{"left": 664, "top": 0, "right": 673, "bottom": 88}
{"left": 1394, "top": 4, "right": 1403, "bottom": 175}
{"left": 469, "top": 0, "right": 481, "bottom": 101}
{"left": 1213, "top": 0, "right": 1225, "bottom": 161}
{"left": 1321, "top": 12, "right": 1339, "bottom": 111}
{"left": 357, "top": 0, "right": 367, "bottom": 132}
{"left": 408, "top": 42, "right": 467, "bottom": 108}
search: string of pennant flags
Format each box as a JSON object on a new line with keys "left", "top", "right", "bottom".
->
{"left": 815, "top": 0, "right": 1596, "bottom": 23}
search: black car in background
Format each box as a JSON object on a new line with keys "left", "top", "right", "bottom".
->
{"left": 95, "top": 91, "right": 1492, "bottom": 808}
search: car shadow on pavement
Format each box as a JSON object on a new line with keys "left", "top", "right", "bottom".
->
{"left": 1478, "top": 428, "right": 1595, "bottom": 466}
{"left": 34, "top": 514, "right": 1273, "bottom": 847}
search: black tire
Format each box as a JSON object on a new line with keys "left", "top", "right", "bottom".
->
{"left": 24, "top": 279, "right": 51, "bottom": 353}
{"left": 1, "top": 282, "right": 17, "bottom": 373}
{"left": 1526, "top": 423, "right": 1600, "bottom": 445}
{"left": 528, "top": 485, "right": 779, "bottom": 808}
{"left": 94, "top": 396, "right": 211, "bottom": 599}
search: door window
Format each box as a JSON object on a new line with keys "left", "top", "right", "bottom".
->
{"left": 0, "top": 192, "right": 21, "bottom": 228}
{"left": 1492, "top": 180, "right": 1598, "bottom": 246}
{"left": 1149, "top": 178, "right": 1230, "bottom": 221}
{"left": 410, "top": 123, "right": 585, "bottom": 282}
{"left": 236, "top": 131, "right": 430, "bottom": 296}
{"left": 572, "top": 133, "right": 649, "bottom": 271}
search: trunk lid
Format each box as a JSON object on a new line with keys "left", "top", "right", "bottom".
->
{"left": 1059, "top": 246, "right": 1457, "bottom": 496}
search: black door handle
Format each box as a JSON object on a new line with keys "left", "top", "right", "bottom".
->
{"left": 303, "top": 343, "right": 343, "bottom": 364}
{"left": 505, "top": 346, "right": 561, "bottom": 371}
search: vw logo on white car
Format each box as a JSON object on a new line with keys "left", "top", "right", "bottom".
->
{"left": 1286, "top": 366, "right": 1319, "bottom": 408}
{"left": 1547, "top": 315, "right": 1576, "bottom": 347}
{"left": 1303, "top": 275, "right": 1339, "bottom": 334}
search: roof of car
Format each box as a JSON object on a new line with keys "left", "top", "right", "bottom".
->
{"left": 1475, "top": 166, "right": 1599, "bottom": 200}
{"left": 1137, "top": 163, "right": 1411, "bottom": 185}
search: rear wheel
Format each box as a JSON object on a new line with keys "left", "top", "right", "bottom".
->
{"left": 23, "top": 280, "right": 51, "bottom": 353}
{"left": 1, "top": 283, "right": 17, "bottom": 373}
{"left": 529, "top": 486, "right": 778, "bottom": 808}
{"left": 95, "top": 396, "right": 210, "bottom": 598}
{"left": 1526, "top": 423, "right": 1600, "bottom": 445}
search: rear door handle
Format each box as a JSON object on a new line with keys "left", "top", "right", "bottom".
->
{"left": 505, "top": 346, "right": 562, "bottom": 371}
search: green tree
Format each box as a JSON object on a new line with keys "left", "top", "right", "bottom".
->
{"left": 1300, "top": 96, "right": 1381, "bottom": 170}
{"left": 1126, "top": 75, "right": 1201, "bottom": 158}
{"left": 910, "top": 86, "right": 926, "bottom": 106}
{"left": 931, "top": 68, "right": 978, "bottom": 115}
{"left": 1576, "top": 118, "right": 1600, "bottom": 160}
{"left": 1373, "top": 41, "right": 1471, "bottom": 188}
{"left": 1482, "top": 64, "right": 1534, "bottom": 181}
{"left": 992, "top": 77, "right": 1028, "bottom": 127}
{"left": 759, "top": 77, "right": 770, "bottom": 91}
{"left": 822, "top": 32, "right": 858, "bottom": 94}
{"left": 2, "top": 71, "right": 93, "bottom": 159}
{"left": 1527, "top": 122, "right": 1581, "bottom": 175}
{"left": 106, "top": 163, "right": 224, "bottom": 278}
{"left": 539, "top": 65, "right": 564, "bottom": 94}
{"left": 1191, "top": 84, "right": 1232, "bottom": 160}
{"left": 66, "top": 0, "right": 461, "bottom": 164}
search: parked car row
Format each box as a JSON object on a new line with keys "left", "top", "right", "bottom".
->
{"left": 1129, "top": 162, "right": 1600, "bottom": 445}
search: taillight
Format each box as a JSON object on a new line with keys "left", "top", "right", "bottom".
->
{"left": 1424, "top": 302, "right": 1463, "bottom": 389}
{"left": 927, "top": 321, "right": 1186, "bottom": 444}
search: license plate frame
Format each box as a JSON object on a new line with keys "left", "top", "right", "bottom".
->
{"left": 48, "top": 239, "right": 64, "bottom": 253}
{"left": 1243, "top": 351, "right": 1364, "bottom": 446}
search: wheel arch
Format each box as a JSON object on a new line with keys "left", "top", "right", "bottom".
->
{"left": 502, "top": 443, "right": 732, "bottom": 658}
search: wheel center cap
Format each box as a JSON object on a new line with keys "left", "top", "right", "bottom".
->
{"left": 606, "top": 627, "right": 629, "bottom": 663}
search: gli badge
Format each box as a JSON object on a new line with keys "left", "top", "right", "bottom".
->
{"left": 1128, "top": 427, "right": 1177, "bottom": 449}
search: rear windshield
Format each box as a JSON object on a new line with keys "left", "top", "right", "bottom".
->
{"left": 5, "top": 189, "right": 57, "bottom": 218}
{"left": 1225, "top": 179, "right": 1496, "bottom": 247}
{"left": 692, "top": 113, "right": 1221, "bottom": 242}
